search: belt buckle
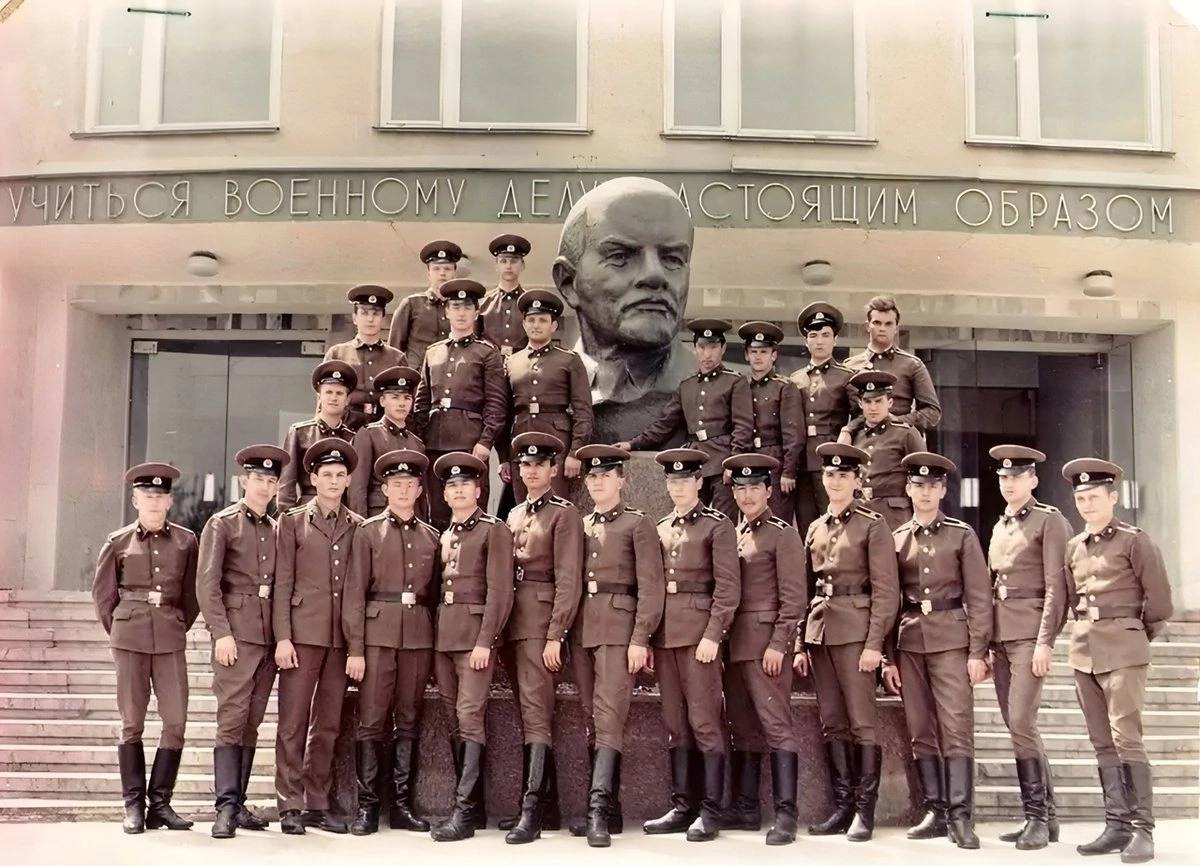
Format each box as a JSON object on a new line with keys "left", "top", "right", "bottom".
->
{"left": 695, "top": 429, "right": 708, "bottom": 442}
{"left": 666, "top": 580, "right": 678, "bottom": 594}
{"left": 997, "top": 585, "right": 1008, "bottom": 601}
{"left": 515, "top": 565, "right": 525, "bottom": 582}
{"left": 258, "top": 585, "right": 271, "bottom": 599}
{"left": 444, "top": 591, "right": 455, "bottom": 605}
{"left": 439, "top": 397, "right": 451, "bottom": 410}
{"left": 147, "top": 590, "right": 163, "bottom": 607}
{"left": 528, "top": 402, "right": 540, "bottom": 416}
{"left": 862, "top": 487, "right": 873, "bottom": 500}
{"left": 807, "top": 424, "right": 817, "bottom": 436}
{"left": 401, "top": 591, "right": 416, "bottom": 606}
{"left": 1088, "top": 606, "right": 1100, "bottom": 622}
{"left": 753, "top": 436, "right": 762, "bottom": 448}
{"left": 920, "top": 599, "right": 932, "bottom": 615}
{"left": 501, "top": 346, "right": 513, "bottom": 356}
{"left": 364, "top": 403, "right": 375, "bottom": 415}
{"left": 822, "top": 582, "right": 833, "bottom": 597}
{"left": 587, "top": 580, "right": 598, "bottom": 594}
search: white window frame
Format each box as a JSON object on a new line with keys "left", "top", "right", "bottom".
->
{"left": 662, "top": 0, "right": 871, "bottom": 143}
{"left": 379, "top": 0, "right": 590, "bottom": 132}
{"left": 81, "top": 1, "right": 283, "bottom": 135}
{"left": 963, "top": 3, "right": 1169, "bottom": 153}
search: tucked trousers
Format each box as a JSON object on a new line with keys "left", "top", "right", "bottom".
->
{"left": 570, "top": 641, "right": 635, "bottom": 752}
{"left": 992, "top": 639, "right": 1046, "bottom": 759}
{"left": 426, "top": 450, "right": 490, "bottom": 531}
{"left": 656, "top": 645, "right": 726, "bottom": 754}
{"left": 863, "top": 497, "right": 912, "bottom": 532}
{"left": 275, "top": 642, "right": 348, "bottom": 812}
{"left": 112, "top": 648, "right": 189, "bottom": 749}
{"left": 794, "top": 470, "right": 829, "bottom": 534}
{"left": 357, "top": 646, "right": 432, "bottom": 741}
{"left": 1074, "top": 664, "right": 1150, "bottom": 766}
{"left": 810, "top": 641, "right": 879, "bottom": 745}
{"left": 700, "top": 475, "right": 738, "bottom": 522}
{"left": 898, "top": 647, "right": 974, "bottom": 758}
{"left": 435, "top": 649, "right": 496, "bottom": 744}
{"left": 212, "top": 639, "right": 276, "bottom": 747}
{"left": 724, "top": 655, "right": 798, "bottom": 752}
{"left": 501, "top": 638, "right": 557, "bottom": 745}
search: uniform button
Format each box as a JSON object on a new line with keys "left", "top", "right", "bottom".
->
{"left": 588, "top": 572, "right": 594, "bottom": 577}
{"left": 447, "top": 579, "right": 453, "bottom": 585}
{"left": 406, "top": 543, "right": 412, "bottom": 549}
{"left": 924, "top": 588, "right": 930, "bottom": 594}
{"left": 671, "top": 551, "right": 678, "bottom": 556}
{"left": 700, "top": 391, "right": 706, "bottom": 396}
{"left": 592, "top": 552, "right": 598, "bottom": 558}
{"left": 334, "top": 576, "right": 340, "bottom": 581}
{"left": 532, "top": 380, "right": 538, "bottom": 385}
{"left": 923, "top": 568, "right": 930, "bottom": 573}
{"left": 154, "top": 566, "right": 160, "bottom": 572}
{"left": 1089, "top": 594, "right": 1096, "bottom": 600}
{"left": 333, "top": 544, "right": 339, "bottom": 551}
{"left": 334, "top": 592, "right": 339, "bottom": 597}
{"left": 261, "top": 555, "right": 268, "bottom": 561}
{"left": 260, "top": 537, "right": 266, "bottom": 542}
{"left": 156, "top": 585, "right": 162, "bottom": 590}
{"left": 669, "top": 569, "right": 675, "bottom": 574}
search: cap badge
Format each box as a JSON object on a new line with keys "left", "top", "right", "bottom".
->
{"left": 263, "top": 459, "right": 273, "bottom": 469}
{"left": 532, "top": 300, "right": 542, "bottom": 309}
{"left": 673, "top": 461, "right": 683, "bottom": 471}
{"left": 398, "top": 463, "right": 408, "bottom": 471}
{"left": 457, "top": 290, "right": 466, "bottom": 299}
{"left": 506, "top": 244, "right": 515, "bottom": 252}
{"left": 450, "top": 465, "right": 461, "bottom": 476}
{"left": 152, "top": 476, "right": 162, "bottom": 485}
{"left": 437, "top": 250, "right": 446, "bottom": 259}
{"left": 755, "top": 332, "right": 764, "bottom": 341}
{"left": 703, "top": 329, "right": 713, "bottom": 337}
{"left": 368, "top": 294, "right": 377, "bottom": 304}
{"left": 865, "top": 382, "right": 876, "bottom": 391}
{"left": 919, "top": 465, "right": 930, "bottom": 476}
{"left": 814, "top": 313, "right": 826, "bottom": 322}
{"left": 331, "top": 450, "right": 341, "bottom": 458}
{"left": 831, "top": 455, "right": 842, "bottom": 466}
{"left": 1002, "top": 458, "right": 1012, "bottom": 468}
{"left": 1079, "top": 472, "right": 1090, "bottom": 482}
{"left": 741, "top": 467, "right": 751, "bottom": 476}
{"left": 332, "top": 370, "right": 341, "bottom": 379}
{"left": 591, "top": 457, "right": 600, "bottom": 466}
{"left": 527, "top": 445, "right": 537, "bottom": 455}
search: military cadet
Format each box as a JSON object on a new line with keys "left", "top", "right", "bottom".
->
{"left": 838, "top": 370, "right": 926, "bottom": 530}
{"left": 736, "top": 322, "right": 804, "bottom": 523}
{"left": 1061, "top": 458, "right": 1173, "bottom": 864}
{"left": 388, "top": 240, "right": 462, "bottom": 368}
{"left": 987, "top": 445, "right": 1071, "bottom": 850}
{"left": 278, "top": 360, "right": 356, "bottom": 511}
{"left": 343, "top": 450, "right": 439, "bottom": 836}
{"left": 429, "top": 452, "right": 516, "bottom": 842}
{"left": 796, "top": 443, "right": 900, "bottom": 842}
{"left": 568, "top": 444, "right": 665, "bottom": 848}
{"left": 882, "top": 452, "right": 991, "bottom": 850}
{"left": 844, "top": 295, "right": 941, "bottom": 431}
{"left": 272, "top": 438, "right": 363, "bottom": 836}
{"left": 619, "top": 320, "right": 754, "bottom": 521}
{"left": 478, "top": 233, "right": 531, "bottom": 355}
{"left": 92, "top": 463, "right": 199, "bottom": 834}
{"left": 791, "top": 303, "right": 855, "bottom": 533}
{"left": 348, "top": 365, "right": 424, "bottom": 517}
{"left": 198, "top": 445, "right": 289, "bottom": 839}
{"left": 501, "top": 289, "right": 593, "bottom": 504}
{"left": 498, "top": 432, "right": 584, "bottom": 844}
{"left": 324, "top": 285, "right": 405, "bottom": 431}
{"left": 720, "top": 453, "right": 807, "bottom": 846}
{"left": 643, "top": 449, "right": 740, "bottom": 842}
{"left": 412, "top": 279, "right": 508, "bottom": 530}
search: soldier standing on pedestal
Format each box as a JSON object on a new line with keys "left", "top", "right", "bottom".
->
{"left": 478, "top": 233, "right": 531, "bottom": 356}
{"left": 388, "top": 240, "right": 462, "bottom": 369}
{"left": 324, "top": 286, "right": 404, "bottom": 431}
{"left": 844, "top": 295, "right": 941, "bottom": 431}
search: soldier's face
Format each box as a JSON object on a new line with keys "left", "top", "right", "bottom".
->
{"left": 311, "top": 464, "right": 350, "bottom": 499}
{"left": 446, "top": 299, "right": 478, "bottom": 334}
{"left": 353, "top": 305, "right": 385, "bottom": 339}
{"left": 860, "top": 393, "right": 892, "bottom": 424}
{"left": 906, "top": 478, "right": 946, "bottom": 512}
{"left": 1073, "top": 486, "right": 1119, "bottom": 525}
{"left": 745, "top": 345, "right": 777, "bottom": 374}
{"left": 518, "top": 458, "right": 557, "bottom": 495}
{"left": 428, "top": 261, "right": 457, "bottom": 287}
{"left": 241, "top": 471, "right": 279, "bottom": 509}
{"left": 584, "top": 468, "right": 624, "bottom": 506}
{"left": 805, "top": 326, "right": 836, "bottom": 360}
{"left": 998, "top": 470, "right": 1038, "bottom": 505}
{"left": 131, "top": 489, "right": 172, "bottom": 523}
{"left": 666, "top": 475, "right": 703, "bottom": 509}
{"left": 381, "top": 392, "right": 413, "bottom": 424}
{"left": 523, "top": 313, "right": 558, "bottom": 345}
{"left": 443, "top": 477, "right": 480, "bottom": 510}
{"left": 496, "top": 253, "right": 524, "bottom": 283}
{"left": 822, "top": 467, "right": 861, "bottom": 501}
{"left": 867, "top": 309, "right": 899, "bottom": 348}
{"left": 319, "top": 384, "right": 349, "bottom": 416}
{"left": 384, "top": 475, "right": 422, "bottom": 512}
{"left": 733, "top": 482, "right": 769, "bottom": 515}
{"left": 693, "top": 340, "right": 725, "bottom": 373}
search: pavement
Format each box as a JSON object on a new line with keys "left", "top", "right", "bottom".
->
{"left": 1, "top": 820, "right": 1195, "bottom": 865}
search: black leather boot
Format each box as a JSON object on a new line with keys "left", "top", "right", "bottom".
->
{"left": 279, "top": 809, "right": 305, "bottom": 835}
{"left": 210, "top": 745, "right": 242, "bottom": 839}
{"left": 907, "top": 755, "right": 948, "bottom": 839}
{"left": 432, "top": 740, "right": 485, "bottom": 841}
{"left": 1120, "top": 762, "right": 1155, "bottom": 863}
{"left": 1011, "top": 756, "right": 1050, "bottom": 849}
{"left": 350, "top": 740, "right": 382, "bottom": 836}
{"left": 808, "top": 740, "right": 856, "bottom": 835}
{"left": 765, "top": 750, "right": 798, "bottom": 846}
{"left": 498, "top": 744, "right": 531, "bottom": 832}
{"left": 724, "top": 750, "right": 763, "bottom": 830}
{"left": 685, "top": 751, "right": 725, "bottom": 841}
{"left": 389, "top": 737, "right": 430, "bottom": 831}
{"left": 117, "top": 742, "right": 146, "bottom": 835}
{"left": 145, "top": 748, "right": 192, "bottom": 830}
{"left": 302, "top": 809, "right": 349, "bottom": 834}
{"left": 572, "top": 745, "right": 624, "bottom": 836}
{"left": 1044, "top": 756, "right": 1060, "bottom": 842}
{"left": 1077, "top": 765, "right": 1133, "bottom": 855}
{"left": 235, "top": 746, "right": 268, "bottom": 830}
{"left": 542, "top": 748, "right": 562, "bottom": 831}
{"left": 945, "top": 756, "right": 979, "bottom": 849}
{"left": 586, "top": 748, "right": 621, "bottom": 848}
{"left": 506, "top": 742, "right": 550, "bottom": 843}
{"left": 847, "top": 743, "right": 882, "bottom": 842}
{"left": 643, "top": 747, "right": 698, "bottom": 834}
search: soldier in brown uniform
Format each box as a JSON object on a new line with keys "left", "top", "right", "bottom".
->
{"left": 92, "top": 463, "right": 198, "bottom": 834}
{"left": 278, "top": 360, "right": 356, "bottom": 511}
{"left": 478, "top": 233, "right": 531, "bottom": 356}
{"left": 343, "top": 450, "right": 438, "bottom": 835}
{"left": 643, "top": 449, "right": 740, "bottom": 842}
{"left": 324, "top": 286, "right": 405, "bottom": 431}
{"left": 501, "top": 289, "right": 593, "bottom": 503}
{"left": 882, "top": 452, "right": 991, "bottom": 849}
{"left": 199, "top": 445, "right": 289, "bottom": 839}
{"left": 736, "top": 322, "right": 804, "bottom": 523}
{"left": 272, "top": 438, "right": 363, "bottom": 835}
{"left": 619, "top": 320, "right": 754, "bottom": 521}
{"left": 720, "top": 454, "right": 807, "bottom": 846}
{"left": 796, "top": 443, "right": 900, "bottom": 842}
{"left": 568, "top": 444, "right": 665, "bottom": 848}
{"left": 1061, "top": 458, "right": 1173, "bottom": 864}
{"left": 844, "top": 295, "right": 941, "bottom": 431}
{"left": 387, "top": 240, "right": 461, "bottom": 368}
{"left": 429, "top": 452, "right": 515, "bottom": 842}
{"left": 349, "top": 365, "right": 424, "bottom": 517}
{"left": 986, "top": 445, "right": 1071, "bottom": 850}
{"left": 838, "top": 370, "right": 926, "bottom": 530}
{"left": 498, "top": 432, "right": 584, "bottom": 844}
{"left": 412, "top": 279, "right": 508, "bottom": 530}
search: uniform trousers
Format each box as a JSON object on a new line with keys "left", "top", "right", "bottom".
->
{"left": 655, "top": 645, "right": 726, "bottom": 753}
{"left": 898, "top": 647, "right": 974, "bottom": 758}
{"left": 212, "top": 640, "right": 276, "bottom": 747}
{"left": 112, "top": 648, "right": 189, "bottom": 749}
{"left": 794, "top": 470, "right": 829, "bottom": 534}
{"left": 434, "top": 649, "right": 496, "bottom": 744}
{"left": 570, "top": 641, "right": 635, "bottom": 752}
{"left": 700, "top": 475, "right": 738, "bottom": 522}
{"left": 810, "top": 641, "right": 879, "bottom": 745}
{"left": 1074, "top": 664, "right": 1150, "bottom": 766}
{"left": 992, "top": 639, "right": 1046, "bottom": 759}
{"left": 357, "top": 646, "right": 432, "bottom": 741}
{"left": 426, "top": 451, "right": 490, "bottom": 530}
{"left": 863, "top": 497, "right": 912, "bottom": 532}
{"left": 500, "top": 638, "right": 557, "bottom": 745}
{"left": 275, "top": 643, "right": 347, "bottom": 812}
{"left": 724, "top": 655, "right": 798, "bottom": 752}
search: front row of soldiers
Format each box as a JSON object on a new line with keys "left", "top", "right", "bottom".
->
{"left": 94, "top": 433, "right": 1173, "bottom": 860}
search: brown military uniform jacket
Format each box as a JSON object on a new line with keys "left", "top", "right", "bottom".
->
{"left": 273, "top": 501, "right": 363, "bottom": 648}
{"left": 505, "top": 343, "right": 593, "bottom": 460}
{"left": 93, "top": 521, "right": 199, "bottom": 654}
{"left": 197, "top": 503, "right": 276, "bottom": 646}
{"left": 804, "top": 503, "right": 900, "bottom": 651}
{"left": 576, "top": 503, "right": 665, "bottom": 649}
{"left": 747, "top": 372, "right": 805, "bottom": 478}
{"left": 845, "top": 345, "right": 942, "bottom": 430}
{"left": 729, "top": 509, "right": 807, "bottom": 662}
{"left": 505, "top": 493, "right": 584, "bottom": 643}
{"left": 988, "top": 498, "right": 1072, "bottom": 646}
{"left": 343, "top": 510, "right": 440, "bottom": 655}
{"left": 413, "top": 335, "right": 508, "bottom": 451}
{"left": 630, "top": 365, "right": 754, "bottom": 476}
{"left": 477, "top": 286, "right": 528, "bottom": 355}
{"left": 348, "top": 419, "right": 425, "bottom": 516}
{"left": 387, "top": 289, "right": 451, "bottom": 369}
{"left": 324, "top": 337, "right": 405, "bottom": 423}
{"left": 435, "top": 508, "right": 515, "bottom": 653}
{"left": 1065, "top": 519, "right": 1173, "bottom": 675}
{"left": 652, "top": 504, "right": 741, "bottom": 648}
{"left": 791, "top": 359, "right": 854, "bottom": 471}
{"left": 848, "top": 415, "right": 926, "bottom": 503}
{"left": 278, "top": 417, "right": 355, "bottom": 510}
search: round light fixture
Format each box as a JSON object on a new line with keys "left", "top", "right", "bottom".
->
{"left": 801, "top": 259, "right": 833, "bottom": 286}
{"left": 1082, "top": 269, "right": 1115, "bottom": 298}
{"left": 185, "top": 250, "right": 220, "bottom": 278}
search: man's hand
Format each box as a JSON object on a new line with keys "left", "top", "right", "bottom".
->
{"left": 780, "top": 475, "right": 796, "bottom": 495}
{"left": 792, "top": 650, "right": 810, "bottom": 677}
{"left": 858, "top": 647, "right": 883, "bottom": 673}
{"left": 1031, "top": 644, "right": 1053, "bottom": 678}
{"left": 836, "top": 431, "right": 853, "bottom": 445}
{"left": 275, "top": 639, "right": 299, "bottom": 670}
{"left": 695, "top": 638, "right": 719, "bottom": 663}
{"left": 644, "top": 646, "right": 655, "bottom": 673}
{"left": 628, "top": 644, "right": 649, "bottom": 674}
{"left": 214, "top": 635, "right": 238, "bottom": 667}
{"left": 967, "top": 658, "right": 990, "bottom": 685}
{"left": 346, "top": 655, "right": 366, "bottom": 682}
{"left": 471, "top": 443, "right": 491, "bottom": 463}
{"left": 469, "top": 645, "right": 491, "bottom": 670}
{"left": 882, "top": 663, "right": 902, "bottom": 693}
{"left": 542, "top": 640, "right": 563, "bottom": 672}
{"left": 564, "top": 456, "right": 582, "bottom": 478}
{"left": 722, "top": 469, "right": 732, "bottom": 485}
{"left": 499, "top": 463, "right": 512, "bottom": 483}
{"left": 762, "top": 648, "right": 784, "bottom": 676}
{"left": 614, "top": 441, "right": 632, "bottom": 451}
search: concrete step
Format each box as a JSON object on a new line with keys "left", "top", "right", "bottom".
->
{"left": 974, "top": 731, "right": 1200, "bottom": 760}
{"left": 978, "top": 758, "right": 1200, "bottom": 786}
{"left": 0, "top": 647, "right": 215, "bottom": 669}
{"left": 975, "top": 786, "right": 1199, "bottom": 819}
{"left": 1026, "top": 666, "right": 1199, "bottom": 687}
{"left": 0, "top": 693, "right": 278, "bottom": 722}
{"left": 0, "top": 629, "right": 214, "bottom": 651}
{"left": 0, "top": 719, "right": 278, "bottom": 746}
{"left": 0, "top": 744, "right": 274, "bottom": 773}
{"left": 1049, "top": 642, "right": 1200, "bottom": 662}
{"left": 975, "top": 706, "right": 1200, "bottom": 730}
{"left": 0, "top": 771, "right": 276, "bottom": 798}
{"left": 973, "top": 683, "right": 1197, "bottom": 709}
{"left": 0, "top": 798, "right": 277, "bottom": 823}
{"left": 0, "top": 670, "right": 225, "bottom": 693}
{"left": 0, "top": 591, "right": 95, "bottom": 604}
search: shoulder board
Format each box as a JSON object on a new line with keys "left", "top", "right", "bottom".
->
{"left": 477, "top": 513, "right": 499, "bottom": 524}
{"left": 623, "top": 507, "right": 646, "bottom": 516}
{"left": 546, "top": 495, "right": 573, "bottom": 508}
{"left": 657, "top": 514, "right": 673, "bottom": 524}
{"left": 348, "top": 510, "right": 366, "bottom": 524}
{"left": 831, "top": 360, "right": 854, "bottom": 371}
{"left": 853, "top": 505, "right": 882, "bottom": 521}
{"left": 892, "top": 520, "right": 914, "bottom": 536}
{"left": 416, "top": 518, "right": 439, "bottom": 535}
{"left": 476, "top": 337, "right": 499, "bottom": 351}
{"left": 1068, "top": 529, "right": 1088, "bottom": 545}
{"left": 550, "top": 344, "right": 576, "bottom": 356}
{"left": 895, "top": 347, "right": 920, "bottom": 359}
{"left": 767, "top": 516, "right": 792, "bottom": 530}
{"left": 718, "top": 369, "right": 739, "bottom": 377}
{"left": 285, "top": 504, "right": 310, "bottom": 516}
{"left": 106, "top": 521, "right": 138, "bottom": 542}
{"left": 362, "top": 512, "right": 388, "bottom": 527}
{"left": 1116, "top": 523, "right": 1143, "bottom": 535}
{"left": 701, "top": 506, "right": 728, "bottom": 521}
{"left": 293, "top": 418, "right": 319, "bottom": 429}
{"left": 942, "top": 516, "right": 971, "bottom": 529}
{"left": 1030, "top": 502, "right": 1060, "bottom": 514}
{"left": 214, "top": 503, "right": 242, "bottom": 519}
{"left": 169, "top": 521, "right": 197, "bottom": 537}
{"left": 889, "top": 419, "right": 913, "bottom": 428}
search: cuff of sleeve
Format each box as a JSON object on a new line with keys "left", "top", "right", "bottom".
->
{"left": 349, "top": 642, "right": 364, "bottom": 656}
{"left": 768, "top": 637, "right": 788, "bottom": 654}
{"left": 969, "top": 649, "right": 988, "bottom": 660}
{"left": 702, "top": 625, "right": 726, "bottom": 644}
{"left": 864, "top": 639, "right": 884, "bottom": 653}
{"left": 631, "top": 633, "right": 650, "bottom": 648}
{"left": 210, "top": 625, "right": 233, "bottom": 641}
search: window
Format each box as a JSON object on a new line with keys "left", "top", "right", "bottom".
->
{"left": 84, "top": 1, "right": 282, "bottom": 133}
{"left": 381, "top": 0, "right": 589, "bottom": 130}
{"left": 967, "top": 1, "right": 1166, "bottom": 150}
{"left": 664, "top": 0, "right": 869, "bottom": 141}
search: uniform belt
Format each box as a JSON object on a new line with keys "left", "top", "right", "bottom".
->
{"left": 814, "top": 575, "right": 868, "bottom": 598}
{"left": 687, "top": 431, "right": 730, "bottom": 445}
{"left": 752, "top": 437, "right": 781, "bottom": 448}
{"left": 369, "top": 590, "right": 428, "bottom": 605}
{"left": 515, "top": 566, "right": 554, "bottom": 583}
{"left": 665, "top": 580, "right": 712, "bottom": 595}
{"left": 441, "top": 591, "right": 487, "bottom": 606}
{"left": 739, "top": 604, "right": 778, "bottom": 613}
{"left": 225, "top": 587, "right": 272, "bottom": 601}
{"left": 514, "top": 403, "right": 569, "bottom": 414}
{"left": 904, "top": 595, "right": 963, "bottom": 615}
{"left": 1071, "top": 602, "right": 1142, "bottom": 622}
{"left": 993, "top": 585, "right": 1045, "bottom": 601}
{"left": 118, "top": 589, "right": 176, "bottom": 608}
{"left": 586, "top": 580, "right": 635, "bottom": 596}
{"left": 433, "top": 400, "right": 484, "bottom": 414}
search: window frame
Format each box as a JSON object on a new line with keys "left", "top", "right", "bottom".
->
{"left": 378, "top": 0, "right": 590, "bottom": 132}
{"left": 661, "top": 0, "right": 872, "bottom": 143}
